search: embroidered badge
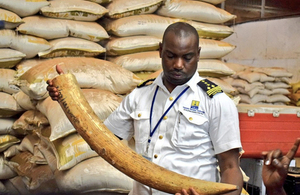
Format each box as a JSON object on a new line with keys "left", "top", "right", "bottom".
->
{"left": 191, "top": 100, "right": 200, "bottom": 110}
{"left": 183, "top": 100, "right": 205, "bottom": 115}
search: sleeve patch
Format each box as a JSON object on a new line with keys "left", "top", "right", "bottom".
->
{"left": 197, "top": 79, "right": 223, "bottom": 98}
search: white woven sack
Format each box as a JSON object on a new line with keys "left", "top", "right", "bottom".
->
{"left": 38, "top": 37, "right": 106, "bottom": 58}
{"left": 36, "top": 89, "right": 122, "bottom": 141}
{"left": 237, "top": 71, "right": 276, "bottom": 83}
{"left": 239, "top": 94, "right": 268, "bottom": 105}
{"left": 225, "top": 62, "right": 249, "bottom": 73}
{"left": 0, "top": 118, "right": 15, "bottom": 135}
{"left": 12, "top": 110, "right": 48, "bottom": 134}
{"left": 15, "top": 57, "right": 142, "bottom": 100}
{"left": 5, "top": 176, "right": 31, "bottom": 195}
{"left": 0, "top": 49, "right": 26, "bottom": 69}
{"left": 0, "top": 69, "right": 20, "bottom": 94}
{"left": 51, "top": 133, "right": 98, "bottom": 170}
{"left": 199, "top": 39, "right": 235, "bottom": 58}
{"left": 249, "top": 67, "right": 293, "bottom": 78}
{"left": 156, "top": 0, "right": 236, "bottom": 24}
{"left": 0, "top": 156, "right": 17, "bottom": 180}
{"left": 17, "top": 16, "right": 109, "bottom": 42}
{"left": 109, "top": 51, "right": 162, "bottom": 72}
{"left": 0, "top": 0, "right": 49, "bottom": 17}
{"left": 106, "top": 0, "right": 163, "bottom": 19}
{"left": 105, "top": 35, "right": 161, "bottom": 56}
{"left": 197, "top": 59, "right": 236, "bottom": 77}
{"left": 55, "top": 156, "right": 133, "bottom": 194}
{"left": 0, "top": 30, "right": 51, "bottom": 59}
{"left": 266, "top": 94, "right": 290, "bottom": 104}
{"left": 15, "top": 58, "right": 48, "bottom": 78}
{"left": 230, "top": 79, "right": 264, "bottom": 93}
{"left": 103, "top": 14, "right": 181, "bottom": 38}
{"left": 12, "top": 91, "right": 37, "bottom": 111}
{"left": 0, "top": 92, "right": 24, "bottom": 118}
{"left": 8, "top": 152, "right": 56, "bottom": 192}
{"left": 0, "top": 135, "right": 20, "bottom": 152}
{"left": 264, "top": 81, "right": 290, "bottom": 90}
{"left": 41, "top": 0, "right": 108, "bottom": 21}
{"left": 187, "top": 20, "right": 233, "bottom": 40}
{"left": 0, "top": 8, "right": 23, "bottom": 29}
{"left": 103, "top": 14, "right": 234, "bottom": 40}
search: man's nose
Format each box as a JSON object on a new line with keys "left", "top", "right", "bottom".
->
{"left": 174, "top": 58, "right": 184, "bottom": 69}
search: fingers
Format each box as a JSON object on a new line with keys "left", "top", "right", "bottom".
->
{"left": 262, "top": 138, "right": 300, "bottom": 168}
{"left": 189, "top": 188, "right": 199, "bottom": 195}
{"left": 175, "top": 189, "right": 188, "bottom": 195}
{"left": 46, "top": 79, "right": 59, "bottom": 101}
{"left": 285, "top": 138, "right": 300, "bottom": 160}
{"left": 262, "top": 149, "right": 283, "bottom": 166}
{"left": 46, "top": 63, "right": 64, "bottom": 101}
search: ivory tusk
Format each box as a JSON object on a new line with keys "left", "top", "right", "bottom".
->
{"left": 52, "top": 73, "right": 238, "bottom": 195}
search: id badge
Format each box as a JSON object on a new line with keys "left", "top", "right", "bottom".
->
{"left": 141, "top": 145, "right": 152, "bottom": 161}
{"left": 142, "top": 154, "right": 152, "bottom": 161}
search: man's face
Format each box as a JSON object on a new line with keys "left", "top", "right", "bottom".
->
{"left": 159, "top": 31, "right": 200, "bottom": 91}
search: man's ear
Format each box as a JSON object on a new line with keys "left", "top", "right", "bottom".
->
{"left": 159, "top": 42, "right": 163, "bottom": 58}
{"left": 197, "top": 47, "right": 201, "bottom": 61}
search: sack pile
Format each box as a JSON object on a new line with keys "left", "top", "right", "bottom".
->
{"left": 100, "top": 0, "right": 237, "bottom": 81}
{"left": 0, "top": 0, "right": 137, "bottom": 194}
{"left": 222, "top": 63, "right": 293, "bottom": 105}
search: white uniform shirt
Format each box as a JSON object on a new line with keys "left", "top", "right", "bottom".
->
{"left": 104, "top": 72, "right": 242, "bottom": 195}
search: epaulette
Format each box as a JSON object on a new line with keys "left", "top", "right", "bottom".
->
{"left": 137, "top": 78, "right": 155, "bottom": 88}
{"left": 197, "top": 79, "right": 223, "bottom": 98}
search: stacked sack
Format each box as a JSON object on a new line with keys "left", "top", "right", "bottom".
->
{"left": 221, "top": 63, "right": 293, "bottom": 105}
{"left": 100, "top": 0, "right": 238, "bottom": 85}
{"left": 15, "top": 0, "right": 110, "bottom": 59}
{"left": 0, "top": 0, "right": 140, "bottom": 194}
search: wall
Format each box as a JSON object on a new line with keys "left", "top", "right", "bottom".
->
{"left": 222, "top": 16, "right": 300, "bottom": 83}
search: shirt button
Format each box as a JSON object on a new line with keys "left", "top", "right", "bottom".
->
{"left": 189, "top": 117, "right": 193, "bottom": 121}
{"left": 154, "top": 154, "right": 158, "bottom": 158}
{"left": 169, "top": 97, "right": 173, "bottom": 101}
{"left": 138, "top": 113, "right": 141, "bottom": 117}
{"left": 163, "top": 116, "right": 168, "bottom": 120}
{"left": 159, "top": 135, "right": 163, "bottom": 139}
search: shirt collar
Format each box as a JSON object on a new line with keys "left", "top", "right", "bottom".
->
{"left": 153, "top": 71, "right": 202, "bottom": 93}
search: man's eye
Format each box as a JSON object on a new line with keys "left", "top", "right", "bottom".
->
{"left": 167, "top": 54, "right": 174, "bottom": 58}
{"left": 184, "top": 55, "right": 193, "bottom": 61}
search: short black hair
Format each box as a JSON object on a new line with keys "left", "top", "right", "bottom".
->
{"left": 162, "top": 22, "right": 199, "bottom": 46}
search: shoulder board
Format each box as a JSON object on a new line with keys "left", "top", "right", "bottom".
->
{"left": 137, "top": 78, "right": 156, "bottom": 88}
{"left": 197, "top": 79, "right": 223, "bottom": 98}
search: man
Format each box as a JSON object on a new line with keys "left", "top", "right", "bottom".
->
{"left": 262, "top": 138, "right": 300, "bottom": 195}
{"left": 47, "top": 22, "right": 243, "bottom": 195}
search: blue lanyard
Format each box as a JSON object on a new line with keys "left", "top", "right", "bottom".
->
{"left": 148, "top": 85, "right": 190, "bottom": 144}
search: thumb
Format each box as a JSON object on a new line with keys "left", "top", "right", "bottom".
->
{"left": 56, "top": 63, "right": 65, "bottom": 75}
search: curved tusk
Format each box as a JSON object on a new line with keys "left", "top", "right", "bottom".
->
{"left": 52, "top": 73, "right": 238, "bottom": 195}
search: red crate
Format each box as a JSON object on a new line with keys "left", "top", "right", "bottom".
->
{"left": 238, "top": 104, "right": 300, "bottom": 158}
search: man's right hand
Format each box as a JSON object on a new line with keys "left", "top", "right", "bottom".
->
{"left": 46, "top": 65, "right": 64, "bottom": 101}
{"left": 262, "top": 138, "right": 300, "bottom": 195}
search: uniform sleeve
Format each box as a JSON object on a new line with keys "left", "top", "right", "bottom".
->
{"left": 104, "top": 90, "right": 136, "bottom": 140}
{"left": 208, "top": 93, "right": 242, "bottom": 154}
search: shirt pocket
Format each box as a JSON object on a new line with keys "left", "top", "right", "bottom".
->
{"left": 130, "top": 110, "right": 150, "bottom": 153}
{"left": 171, "top": 109, "right": 209, "bottom": 148}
